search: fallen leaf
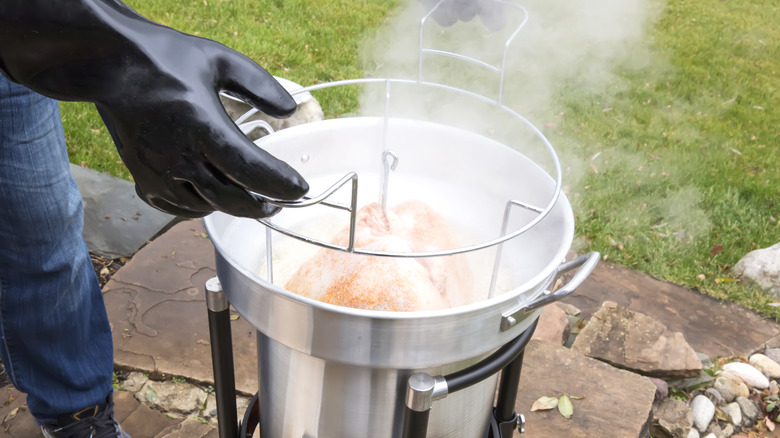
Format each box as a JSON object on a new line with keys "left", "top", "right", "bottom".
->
{"left": 99, "top": 267, "right": 110, "bottom": 277}
{"left": 558, "top": 394, "right": 573, "bottom": 419}
{"left": 4, "top": 407, "right": 19, "bottom": 422}
{"left": 196, "top": 339, "right": 210, "bottom": 345}
{"left": 767, "top": 417, "right": 776, "bottom": 431}
{"left": 715, "top": 406, "right": 729, "bottom": 422}
{"left": 711, "top": 244, "right": 723, "bottom": 256}
{"left": 570, "top": 318, "right": 588, "bottom": 335}
{"left": 230, "top": 314, "right": 240, "bottom": 321}
{"left": 530, "top": 396, "right": 558, "bottom": 411}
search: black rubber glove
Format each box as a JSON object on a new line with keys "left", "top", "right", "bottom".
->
{"left": 419, "top": 0, "right": 507, "bottom": 31}
{"left": 0, "top": 0, "right": 309, "bottom": 218}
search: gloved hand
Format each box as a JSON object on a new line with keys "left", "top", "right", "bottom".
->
{"left": 0, "top": 0, "right": 308, "bottom": 218}
{"left": 419, "top": 0, "right": 507, "bottom": 31}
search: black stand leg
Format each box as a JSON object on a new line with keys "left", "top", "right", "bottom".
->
{"left": 206, "top": 277, "right": 239, "bottom": 438}
{"left": 494, "top": 350, "right": 524, "bottom": 422}
{"left": 402, "top": 407, "right": 431, "bottom": 438}
{"left": 401, "top": 373, "right": 443, "bottom": 438}
{"left": 239, "top": 394, "right": 261, "bottom": 438}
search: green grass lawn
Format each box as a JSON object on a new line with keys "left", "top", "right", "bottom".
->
{"left": 61, "top": 0, "right": 780, "bottom": 318}
{"left": 551, "top": 0, "right": 780, "bottom": 317}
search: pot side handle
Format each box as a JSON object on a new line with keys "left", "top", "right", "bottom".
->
{"left": 500, "top": 251, "right": 600, "bottom": 332}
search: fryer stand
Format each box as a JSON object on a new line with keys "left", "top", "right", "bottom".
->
{"left": 205, "top": 277, "right": 537, "bottom": 438}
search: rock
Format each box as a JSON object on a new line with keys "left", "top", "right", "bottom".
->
{"left": 571, "top": 301, "right": 702, "bottom": 379}
{"left": 717, "top": 372, "right": 751, "bottom": 399}
{"left": 701, "top": 434, "right": 716, "bottom": 438}
{"left": 721, "top": 424, "right": 734, "bottom": 437}
{"left": 556, "top": 301, "right": 581, "bottom": 316}
{"left": 724, "top": 402, "right": 742, "bottom": 426}
{"left": 687, "top": 429, "right": 699, "bottom": 438}
{"left": 722, "top": 362, "right": 770, "bottom": 389}
{"left": 765, "top": 347, "right": 780, "bottom": 365}
{"left": 668, "top": 372, "right": 715, "bottom": 391}
{"left": 516, "top": 340, "right": 657, "bottom": 438}
{"left": 690, "top": 395, "right": 715, "bottom": 433}
{"left": 154, "top": 417, "right": 213, "bottom": 438}
{"left": 705, "top": 388, "right": 725, "bottom": 405}
{"left": 70, "top": 164, "right": 177, "bottom": 259}
{"left": 707, "top": 424, "right": 722, "bottom": 437}
{"left": 654, "top": 398, "right": 694, "bottom": 438}
{"left": 735, "top": 396, "right": 759, "bottom": 424}
{"left": 531, "top": 303, "right": 571, "bottom": 345}
{"left": 749, "top": 353, "right": 780, "bottom": 378}
{"left": 121, "top": 372, "right": 148, "bottom": 393}
{"left": 204, "top": 393, "right": 252, "bottom": 427}
{"left": 771, "top": 380, "right": 780, "bottom": 395}
{"left": 697, "top": 352, "right": 714, "bottom": 370}
{"left": 564, "top": 315, "right": 584, "bottom": 347}
{"left": 135, "top": 380, "right": 208, "bottom": 414}
{"left": 650, "top": 377, "right": 669, "bottom": 403}
{"left": 713, "top": 377, "right": 737, "bottom": 403}
{"left": 733, "top": 242, "right": 780, "bottom": 297}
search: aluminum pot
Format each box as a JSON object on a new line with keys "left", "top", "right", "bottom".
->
{"left": 204, "top": 115, "right": 589, "bottom": 438}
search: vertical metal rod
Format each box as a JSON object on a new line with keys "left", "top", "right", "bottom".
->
{"left": 488, "top": 200, "right": 544, "bottom": 299}
{"left": 380, "top": 150, "right": 399, "bottom": 217}
{"left": 206, "top": 278, "right": 239, "bottom": 438}
{"left": 494, "top": 350, "right": 525, "bottom": 422}
{"left": 265, "top": 227, "right": 273, "bottom": 283}
{"left": 401, "top": 373, "right": 439, "bottom": 438}
{"left": 346, "top": 174, "right": 359, "bottom": 252}
{"left": 402, "top": 409, "right": 431, "bottom": 438}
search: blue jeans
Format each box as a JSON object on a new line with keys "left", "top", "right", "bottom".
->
{"left": 0, "top": 75, "right": 113, "bottom": 421}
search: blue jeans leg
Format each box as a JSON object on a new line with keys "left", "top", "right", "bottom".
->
{"left": 0, "top": 76, "right": 113, "bottom": 421}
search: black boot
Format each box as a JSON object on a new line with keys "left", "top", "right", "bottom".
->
{"left": 40, "top": 392, "right": 130, "bottom": 438}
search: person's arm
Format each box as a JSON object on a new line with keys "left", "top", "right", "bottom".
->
{"left": 0, "top": 0, "right": 308, "bottom": 218}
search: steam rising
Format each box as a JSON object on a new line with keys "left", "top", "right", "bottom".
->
{"left": 357, "top": 0, "right": 710, "bottom": 243}
{"left": 360, "top": 0, "right": 659, "bottom": 115}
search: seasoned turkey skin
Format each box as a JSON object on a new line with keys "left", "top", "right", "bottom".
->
{"left": 284, "top": 200, "right": 474, "bottom": 311}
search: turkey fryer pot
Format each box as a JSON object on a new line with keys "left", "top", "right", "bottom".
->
{"left": 202, "top": 3, "right": 599, "bottom": 436}
{"left": 204, "top": 101, "right": 599, "bottom": 438}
